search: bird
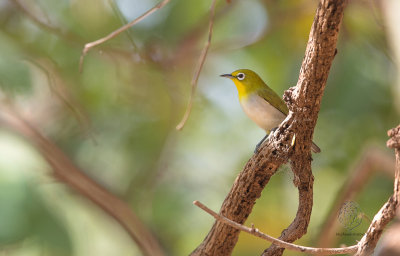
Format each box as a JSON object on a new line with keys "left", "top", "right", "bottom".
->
{"left": 221, "top": 69, "right": 320, "bottom": 153}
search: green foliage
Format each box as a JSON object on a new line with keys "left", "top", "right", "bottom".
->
{"left": 0, "top": 57, "right": 31, "bottom": 95}
{"left": 0, "top": 182, "right": 71, "bottom": 255}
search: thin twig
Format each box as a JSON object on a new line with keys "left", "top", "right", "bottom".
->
{"left": 79, "top": 0, "right": 171, "bottom": 72}
{"left": 175, "top": 0, "right": 217, "bottom": 130}
{"left": 193, "top": 201, "right": 358, "bottom": 255}
{"left": 12, "top": 0, "right": 53, "bottom": 30}
{"left": 107, "top": 0, "right": 139, "bottom": 52}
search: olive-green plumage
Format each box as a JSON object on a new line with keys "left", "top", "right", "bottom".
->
{"left": 221, "top": 69, "right": 320, "bottom": 153}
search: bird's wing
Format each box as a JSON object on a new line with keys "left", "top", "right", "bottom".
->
{"left": 257, "top": 87, "right": 289, "bottom": 116}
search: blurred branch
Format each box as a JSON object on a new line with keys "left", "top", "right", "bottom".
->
{"left": 175, "top": 0, "right": 217, "bottom": 130}
{"left": 191, "top": 0, "right": 347, "bottom": 255}
{"left": 107, "top": 0, "right": 139, "bottom": 52}
{"left": 355, "top": 125, "right": 400, "bottom": 255}
{"left": 374, "top": 219, "right": 400, "bottom": 255}
{"left": 11, "top": 0, "right": 83, "bottom": 44}
{"left": 26, "top": 58, "right": 96, "bottom": 143}
{"left": 194, "top": 201, "right": 358, "bottom": 255}
{"left": 79, "top": 0, "right": 171, "bottom": 72}
{"left": 317, "top": 146, "right": 395, "bottom": 248}
{"left": 172, "top": 2, "right": 234, "bottom": 68}
{"left": 0, "top": 105, "right": 165, "bottom": 256}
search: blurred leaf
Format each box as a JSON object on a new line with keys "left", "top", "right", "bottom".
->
{"left": 0, "top": 181, "right": 72, "bottom": 255}
{"left": 0, "top": 58, "right": 31, "bottom": 95}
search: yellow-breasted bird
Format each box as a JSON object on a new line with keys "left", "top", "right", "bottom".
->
{"left": 221, "top": 69, "right": 321, "bottom": 153}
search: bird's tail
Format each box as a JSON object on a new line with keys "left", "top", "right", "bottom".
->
{"left": 312, "top": 142, "right": 321, "bottom": 153}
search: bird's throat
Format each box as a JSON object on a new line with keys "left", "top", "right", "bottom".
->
{"left": 234, "top": 81, "right": 249, "bottom": 100}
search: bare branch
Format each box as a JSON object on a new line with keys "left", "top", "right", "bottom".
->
{"left": 263, "top": 0, "right": 348, "bottom": 254}
{"left": 193, "top": 201, "right": 358, "bottom": 255}
{"left": 193, "top": 125, "right": 400, "bottom": 256}
{"left": 190, "top": 0, "right": 347, "bottom": 255}
{"left": 79, "top": 0, "right": 171, "bottom": 72}
{"left": 176, "top": 0, "right": 217, "bottom": 130}
{"left": 0, "top": 106, "right": 165, "bottom": 256}
{"left": 388, "top": 126, "right": 400, "bottom": 149}
{"left": 262, "top": 160, "right": 314, "bottom": 256}
{"left": 107, "top": 0, "right": 139, "bottom": 52}
{"left": 355, "top": 125, "right": 400, "bottom": 255}
{"left": 317, "top": 146, "right": 394, "bottom": 248}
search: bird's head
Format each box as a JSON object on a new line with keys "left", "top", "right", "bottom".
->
{"left": 220, "top": 69, "right": 265, "bottom": 99}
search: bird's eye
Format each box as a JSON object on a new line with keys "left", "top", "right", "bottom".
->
{"left": 237, "top": 73, "right": 245, "bottom": 80}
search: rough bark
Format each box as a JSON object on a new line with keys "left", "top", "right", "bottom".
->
{"left": 191, "top": 149, "right": 288, "bottom": 256}
{"left": 263, "top": 1, "right": 347, "bottom": 255}
{"left": 191, "top": 0, "right": 347, "bottom": 255}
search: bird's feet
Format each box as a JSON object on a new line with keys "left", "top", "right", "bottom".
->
{"left": 254, "top": 128, "right": 278, "bottom": 153}
{"left": 254, "top": 134, "right": 269, "bottom": 153}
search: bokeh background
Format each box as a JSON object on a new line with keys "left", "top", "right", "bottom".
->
{"left": 0, "top": 0, "right": 399, "bottom": 255}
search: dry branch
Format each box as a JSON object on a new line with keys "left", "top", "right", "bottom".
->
{"left": 176, "top": 0, "right": 217, "bottom": 130}
{"left": 194, "top": 201, "right": 358, "bottom": 255}
{"left": 193, "top": 124, "right": 400, "bottom": 256}
{"left": 107, "top": 0, "right": 139, "bottom": 52}
{"left": 191, "top": 0, "right": 347, "bottom": 255}
{"left": 317, "top": 146, "right": 395, "bottom": 248}
{"left": 354, "top": 125, "right": 400, "bottom": 255}
{"left": 79, "top": 0, "right": 171, "bottom": 72}
{"left": 263, "top": 0, "right": 348, "bottom": 254}
{"left": 0, "top": 107, "right": 165, "bottom": 256}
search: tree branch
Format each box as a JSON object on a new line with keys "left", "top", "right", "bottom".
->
{"left": 79, "top": 0, "right": 171, "bottom": 72}
{"left": 176, "top": 0, "right": 217, "bottom": 130}
{"left": 264, "top": 2, "right": 347, "bottom": 254}
{"left": 190, "top": 0, "right": 347, "bottom": 255}
{"left": 25, "top": 58, "right": 95, "bottom": 142}
{"left": 0, "top": 106, "right": 165, "bottom": 256}
{"left": 194, "top": 201, "right": 358, "bottom": 255}
{"left": 317, "top": 146, "right": 395, "bottom": 248}
{"left": 262, "top": 161, "right": 314, "bottom": 256}
{"left": 11, "top": 0, "right": 83, "bottom": 44}
{"left": 193, "top": 124, "right": 400, "bottom": 256}
{"left": 355, "top": 125, "right": 400, "bottom": 255}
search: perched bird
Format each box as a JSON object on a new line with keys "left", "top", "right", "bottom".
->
{"left": 221, "top": 69, "right": 320, "bottom": 153}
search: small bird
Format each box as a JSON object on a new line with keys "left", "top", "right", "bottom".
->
{"left": 221, "top": 69, "right": 320, "bottom": 153}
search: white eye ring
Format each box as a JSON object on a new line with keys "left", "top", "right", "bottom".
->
{"left": 236, "top": 73, "right": 245, "bottom": 80}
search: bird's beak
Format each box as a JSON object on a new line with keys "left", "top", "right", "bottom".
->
{"left": 220, "top": 73, "right": 234, "bottom": 79}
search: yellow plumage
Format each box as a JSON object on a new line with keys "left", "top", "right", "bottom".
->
{"left": 221, "top": 69, "right": 320, "bottom": 153}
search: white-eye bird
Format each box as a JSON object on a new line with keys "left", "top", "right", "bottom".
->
{"left": 221, "top": 69, "right": 320, "bottom": 153}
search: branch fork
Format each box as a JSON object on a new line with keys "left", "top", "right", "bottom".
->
{"left": 191, "top": 0, "right": 349, "bottom": 255}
